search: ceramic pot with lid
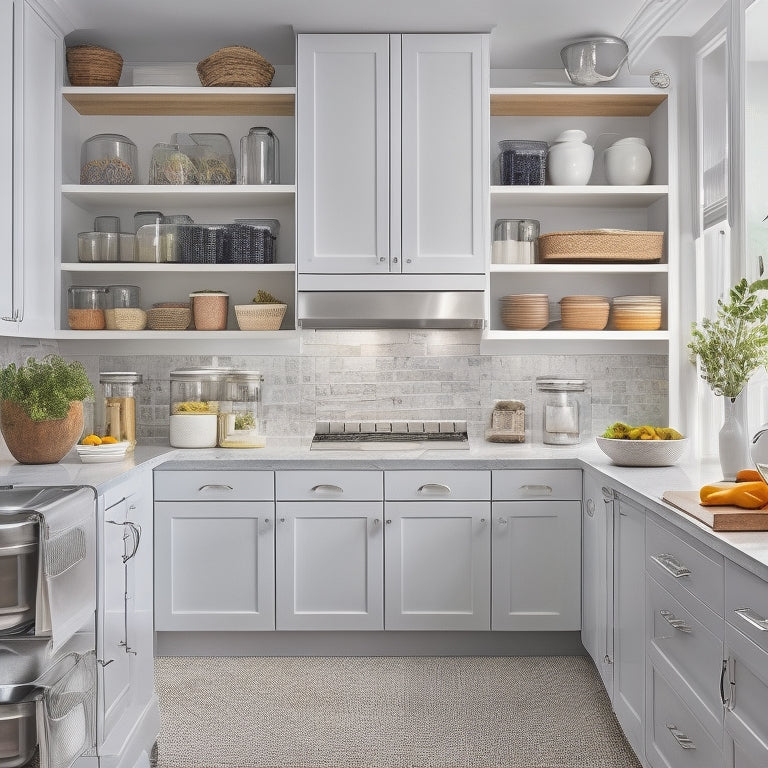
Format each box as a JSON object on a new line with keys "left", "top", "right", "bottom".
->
{"left": 604, "top": 137, "right": 652, "bottom": 185}
{"left": 547, "top": 130, "right": 594, "bottom": 186}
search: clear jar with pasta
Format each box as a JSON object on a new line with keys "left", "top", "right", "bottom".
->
{"left": 169, "top": 368, "right": 224, "bottom": 448}
{"left": 217, "top": 371, "right": 265, "bottom": 448}
{"left": 99, "top": 372, "right": 142, "bottom": 450}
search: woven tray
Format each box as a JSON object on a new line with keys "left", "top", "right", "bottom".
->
{"left": 235, "top": 303, "right": 287, "bottom": 331}
{"left": 539, "top": 229, "right": 664, "bottom": 263}
{"left": 66, "top": 44, "right": 123, "bottom": 86}
{"left": 197, "top": 46, "right": 275, "bottom": 87}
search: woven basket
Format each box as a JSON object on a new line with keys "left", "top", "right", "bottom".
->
{"left": 106, "top": 307, "right": 147, "bottom": 331}
{"left": 235, "top": 303, "right": 287, "bottom": 331}
{"left": 539, "top": 229, "right": 664, "bottom": 263}
{"left": 66, "top": 44, "right": 123, "bottom": 86}
{"left": 197, "top": 46, "right": 275, "bottom": 87}
{"left": 147, "top": 307, "right": 192, "bottom": 331}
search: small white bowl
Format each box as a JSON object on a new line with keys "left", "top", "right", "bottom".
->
{"left": 596, "top": 436, "right": 687, "bottom": 467}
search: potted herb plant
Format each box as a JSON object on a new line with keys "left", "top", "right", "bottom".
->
{"left": 687, "top": 277, "right": 768, "bottom": 479}
{"left": 0, "top": 355, "right": 95, "bottom": 464}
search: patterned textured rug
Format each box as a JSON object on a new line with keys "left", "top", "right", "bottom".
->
{"left": 153, "top": 655, "right": 640, "bottom": 768}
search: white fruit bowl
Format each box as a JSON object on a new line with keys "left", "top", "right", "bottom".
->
{"left": 595, "top": 436, "right": 688, "bottom": 467}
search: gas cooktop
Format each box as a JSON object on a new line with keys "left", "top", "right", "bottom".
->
{"left": 310, "top": 420, "right": 469, "bottom": 450}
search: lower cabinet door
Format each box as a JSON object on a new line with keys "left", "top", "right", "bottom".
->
{"left": 491, "top": 500, "right": 581, "bottom": 631}
{"left": 275, "top": 502, "right": 384, "bottom": 630}
{"left": 384, "top": 501, "right": 490, "bottom": 630}
{"left": 154, "top": 501, "right": 275, "bottom": 631}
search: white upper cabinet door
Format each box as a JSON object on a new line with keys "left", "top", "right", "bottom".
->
{"left": 297, "top": 34, "right": 390, "bottom": 275}
{"left": 384, "top": 501, "right": 490, "bottom": 630}
{"left": 275, "top": 501, "right": 384, "bottom": 630}
{"left": 400, "top": 34, "right": 487, "bottom": 274}
{"left": 0, "top": 0, "right": 13, "bottom": 329}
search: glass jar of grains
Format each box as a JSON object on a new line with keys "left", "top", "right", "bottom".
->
{"left": 99, "top": 372, "right": 142, "bottom": 451}
{"left": 67, "top": 286, "right": 107, "bottom": 330}
{"left": 169, "top": 368, "right": 225, "bottom": 448}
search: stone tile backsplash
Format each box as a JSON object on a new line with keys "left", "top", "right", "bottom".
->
{"left": 1, "top": 332, "right": 668, "bottom": 446}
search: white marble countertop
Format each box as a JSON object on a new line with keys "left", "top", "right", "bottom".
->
{"left": 1, "top": 438, "right": 766, "bottom": 581}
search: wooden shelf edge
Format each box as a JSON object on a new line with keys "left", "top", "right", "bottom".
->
{"left": 490, "top": 90, "right": 667, "bottom": 117}
{"left": 489, "top": 263, "right": 669, "bottom": 273}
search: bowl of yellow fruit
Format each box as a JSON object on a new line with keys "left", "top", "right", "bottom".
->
{"left": 596, "top": 422, "right": 687, "bottom": 467}
{"left": 75, "top": 434, "right": 130, "bottom": 463}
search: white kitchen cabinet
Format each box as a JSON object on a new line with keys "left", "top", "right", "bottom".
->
{"left": 297, "top": 33, "right": 487, "bottom": 283}
{"left": 98, "top": 466, "right": 159, "bottom": 766}
{"left": 581, "top": 471, "right": 614, "bottom": 696}
{"left": 0, "top": 0, "right": 60, "bottom": 337}
{"left": 491, "top": 470, "right": 581, "bottom": 632}
{"left": 154, "top": 499, "right": 275, "bottom": 631}
{"left": 612, "top": 494, "right": 646, "bottom": 761}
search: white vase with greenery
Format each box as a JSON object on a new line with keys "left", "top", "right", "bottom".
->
{"left": 688, "top": 278, "right": 768, "bottom": 480}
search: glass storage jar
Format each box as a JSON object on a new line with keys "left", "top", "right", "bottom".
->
{"left": 492, "top": 219, "right": 540, "bottom": 264}
{"left": 536, "top": 378, "right": 588, "bottom": 445}
{"left": 217, "top": 371, "right": 265, "bottom": 448}
{"left": 80, "top": 134, "right": 137, "bottom": 184}
{"left": 67, "top": 286, "right": 107, "bottom": 330}
{"left": 239, "top": 127, "right": 279, "bottom": 184}
{"left": 105, "top": 285, "right": 146, "bottom": 330}
{"left": 99, "top": 372, "right": 142, "bottom": 450}
{"left": 169, "top": 368, "right": 225, "bottom": 448}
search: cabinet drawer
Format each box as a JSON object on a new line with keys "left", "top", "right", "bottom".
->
{"left": 492, "top": 469, "right": 581, "bottom": 500}
{"left": 726, "top": 561, "right": 768, "bottom": 653}
{"left": 647, "top": 665, "right": 723, "bottom": 768}
{"left": 646, "top": 574, "right": 724, "bottom": 742}
{"left": 275, "top": 471, "right": 382, "bottom": 501}
{"left": 385, "top": 471, "right": 489, "bottom": 501}
{"left": 154, "top": 470, "right": 274, "bottom": 501}
{"left": 646, "top": 517, "right": 724, "bottom": 617}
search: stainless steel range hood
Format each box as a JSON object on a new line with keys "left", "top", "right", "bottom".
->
{"left": 297, "top": 291, "right": 485, "bottom": 330}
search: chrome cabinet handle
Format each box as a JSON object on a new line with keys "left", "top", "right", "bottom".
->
{"left": 263, "top": 518, "right": 271, "bottom": 526}
{"left": 311, "top": 484, "right": 343, "bottom": 494}
{"left": 372, "top": 518, "right": 381, "bottom": 526}
{"left": 124, "top": 522, "right": 141, "bottom": 562}
{"left": 734, "top": 607, "right": 768, "bottom": 631}
{"left": 480, "top": 518, "right": 486, "bottom": 524}
{"left": 198, "top": 484, "right": 233, "bottom": 492}
{"left": 665, "top": 723, "right": 696, "bottom": 750}
{"left": 586, "top": 498, "right": 595, "bottom": 517}
{"left": 660, "top": 609, "right": 692, "bottom": 633}
{"left": 720, "top": 659, "right": 729, "bottom": 707}
{"left": 385, "top": 519, "right": 392, "bottom": 525}
{"left": 518, "top": 484, "right": 552, "bottom": 496}
{"left": 497, "top": 517, "right": 508, "bottom": 525}
{"left": 417, "top": 483, "right": 451, "bottom": 496}
{"left": 651, "top": 553, "right": 692, "bottom": 578}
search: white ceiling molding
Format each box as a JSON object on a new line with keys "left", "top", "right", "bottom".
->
{"left": 621, "top": 0, "right": 691, "bottom": 67}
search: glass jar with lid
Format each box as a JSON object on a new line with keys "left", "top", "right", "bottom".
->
{"left": 169, "top": 368, "right": 225, "bottom": 448}
{"left": 536, "top": 378, "right": 588, "bottom": 445}
{"left": 67, "top": 286, "right": 107, "bottom": 330}
{"left": 217, "top": 371, "right": 265, "bottom": 448}
{"left": 105, "top": 285, "right": 145, "bottom": 330}
{"left": 99, "top": 372, "right": 142, "bottom": 450}
{"left": 80, "top": 133, "right": 137, "bottom": 184}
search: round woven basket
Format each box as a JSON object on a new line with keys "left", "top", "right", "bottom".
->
{"left": 235, "top": 303, "right": 287, "bottom": 331}
{"left": 197, "top": 46, "right": 275, "bottom": 87}
{"left": 66, "top": 44, "right": 123, "bottom": 87}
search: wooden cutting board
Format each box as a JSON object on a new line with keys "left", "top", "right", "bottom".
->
{"left": 662, "top": 489, "right": 768, "bottom": 531}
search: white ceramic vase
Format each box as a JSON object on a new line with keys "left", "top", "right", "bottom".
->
{"left": 719, "top": 394, "right": 749, "bottom": 481}
{"left": 604, "top": 137, "right": 652, "bottom": 185}
{"left": 547, "top": 129, "right": 594, "bottom": 185}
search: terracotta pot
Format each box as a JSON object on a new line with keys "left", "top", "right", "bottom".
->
{"left": 0, "top": 400, "right": 84, "bottom": 464}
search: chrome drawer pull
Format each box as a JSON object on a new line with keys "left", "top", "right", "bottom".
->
{"left": 311, "top": 484, "right": 343, "bottom": 494}
{"left": 198, "top": 484, "right": 234, "bottom": 492}
{"left": 518, "top": 484, "right": 552, "bottom": 496}
{"left": 665, "top": 723, "right": 696, "bottom": 750}
{"left": 660, "top": 609, "right": 692, "bottom": 633}
{"left": 417, "top": 483, "right": 451, "bottom": 495}
{"left": 651, "top": 553, "right": 692, "bottom": 578}
{"left": 734, "top": 607, "right": 768, "bottom": 631}
{"left": 497, "top": 517, "right": 508, "bottom": 525}
{"left": 586, "top": 499, "right": 595, "bottom": 517}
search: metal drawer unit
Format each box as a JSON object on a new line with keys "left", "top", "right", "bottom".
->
{"left": 154, "top": 470, "right": 274, "bottom": 501}
{"left": 646, "top": 516, "right": 724, "bottom": 617}
{"left": 491, "top": 469, "right": 581, "bottom": 500}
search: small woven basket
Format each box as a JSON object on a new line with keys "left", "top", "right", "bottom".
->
{"left": 107, "top": 308, "right": 147, "bottom": 331}
{"left": 539, "top": 229, "right": 663, "bottom": 263}
{"left": 66, "top": 44, "right": 123, "bottom": 86}
{"left": 197, "top": 46, "right": 275, "bottom": 87}
{"left": 147, "top": 307, "right": 192, "bottom": 331}
{"left": 235, "top": 303, "right": 287, "bottom": 331}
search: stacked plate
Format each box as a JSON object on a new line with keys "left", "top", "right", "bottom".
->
{"left": 75, "top": 441, "right": 130, "bottom": 463}
{"left": 560, "top": 295, "right": 610, "bottom": 330}
{"left": 500, "top": 294, "right": 549, "bottom": 330}
{"left": 610, "top": 295, "right": 662, "bottom": 330}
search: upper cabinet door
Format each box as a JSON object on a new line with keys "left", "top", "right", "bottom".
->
{"left": 0, "top": 0, "right": 13, "bottom": 328}
{"left": 297, "top": 34, "right": 390, "bottom": 275}
{"left": 400, "top": 34, "right": 487, "bottom": 275}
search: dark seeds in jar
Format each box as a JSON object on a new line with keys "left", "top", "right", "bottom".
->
{"left": 80, "top": 157, "right": 134, "bottom": 184}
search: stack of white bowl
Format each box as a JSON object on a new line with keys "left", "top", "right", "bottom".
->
{"left": 559, "top": 295, "right": 610, "bottom": 330}
{"left": 610, "top": 295, "right": 662, "bottom": 330}
{"left": 500, "top": 294, "right": 549, "bottom": 330}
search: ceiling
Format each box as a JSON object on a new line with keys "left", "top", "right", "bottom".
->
{"left": 56, "top": 0, "right": 657, "bottom": 69}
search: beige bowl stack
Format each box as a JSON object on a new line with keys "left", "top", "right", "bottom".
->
{"left": 610, "top": 295, "right": 662, "bottom": 330}
{"left": 500, "top": 294, "right": 549, "bottom": 330}
{"left": 559, "top": 295, "right": 610, "bottom": 330}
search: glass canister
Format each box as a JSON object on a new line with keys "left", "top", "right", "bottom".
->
{"left": 80, "top": 134, "right": 137, "bottom": 184}
{"left": 217, "top": 370, "right": 265, "bottom": 448}
{"left": 99, "top": 372, "right": 142, "bottom": 451}
{"left": 169, "top": 368, "right": 224, "bottom": 448}
{"left": 536, "top": 378, "right": 587, "bottom": 445}
{"left": 492, "top": 219, "right": 540, "bottom": 265}
{"left": 67, "top": 286, "right": 107, "bottom": 330}
{"left": 104, "top": 285, "right": 145, "bottom": 330}
{"left": 239, "top": 127, "right": 279, "bottom": 184}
